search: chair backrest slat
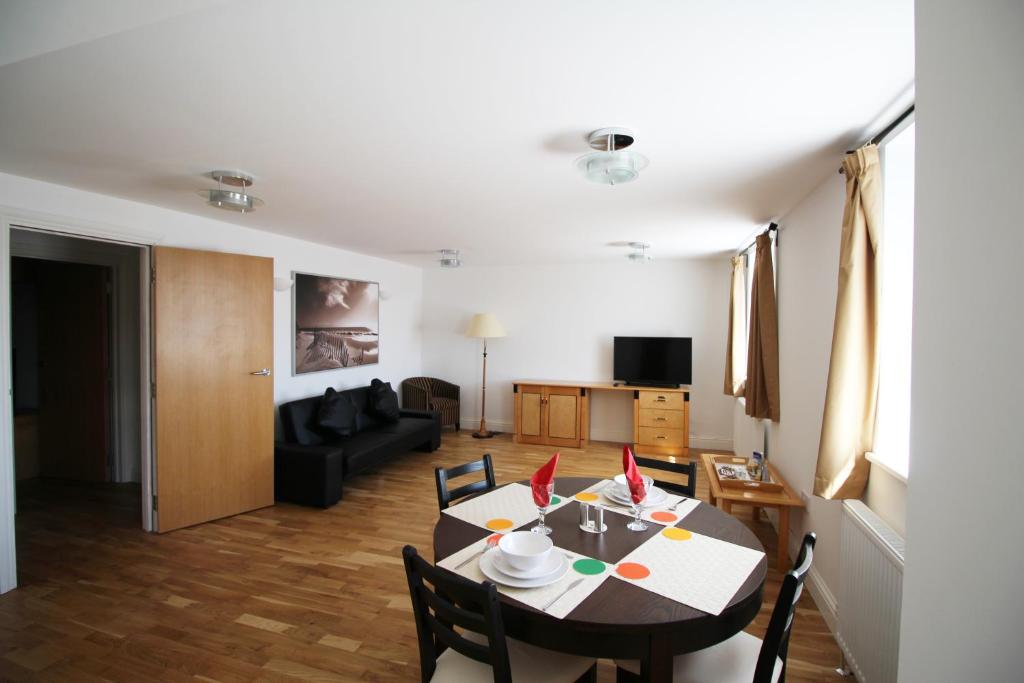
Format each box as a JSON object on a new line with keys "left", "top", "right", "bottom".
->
{"left": 403, "top": 545, "right": 513, "bottom": 683}
{"left": 435, "top": 454, "right": 497, "bottom": 511}
{"left": 753, "top": 533, "right": 817, "bottom": 683}
{"left": 633, "top": 455, "right": 697, "bottom": 498}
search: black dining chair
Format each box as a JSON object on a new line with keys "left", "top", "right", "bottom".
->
{"left": 402, "top": 545, "right": 597, "bottom": 683}
{"left": 434, "top": 454, "right": 497, "bottom": 511}
{"left": 634, "top": 455, "right": 698, "bottom": 498}
{"left": 615, "top": 533, "right": 817, "bottom": 683}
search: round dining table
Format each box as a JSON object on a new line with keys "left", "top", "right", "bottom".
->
{"left": 433, "top": 476, "right": 767, "bottom": 682}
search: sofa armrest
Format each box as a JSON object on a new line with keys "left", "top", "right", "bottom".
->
{"left": 274, "top": 442, "right": 345, "bottom": 507}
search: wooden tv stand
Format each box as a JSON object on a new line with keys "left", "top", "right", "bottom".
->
{"left": 512, "top": 380, "right": 690, "bottom": 455}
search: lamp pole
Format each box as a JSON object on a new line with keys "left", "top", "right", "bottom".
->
{"left": 473, "top": 337, "right": 492, "bottom": 438}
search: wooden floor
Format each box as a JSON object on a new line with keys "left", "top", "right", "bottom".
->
{"left": 0, "top": 433, "right": 844, "bottom": 682}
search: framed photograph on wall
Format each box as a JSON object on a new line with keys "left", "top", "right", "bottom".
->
{"left": 293, "top": 272, "right": 379, "bottom": 375}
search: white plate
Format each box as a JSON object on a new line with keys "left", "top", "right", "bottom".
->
{"left": 493, "top": 550, "right": 564, "bottom": 579}
{"left": 480, "top": 551, "right": 569, "bottom": 588}
{"left": 603, "top": 485, "right": 668, "bottom": 507}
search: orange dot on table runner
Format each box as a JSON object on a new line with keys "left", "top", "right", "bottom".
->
{"left": 485, "top": 518, "right": 514, "bottom": 531}
{"left": 650, "top": 511, "right": 678, "bottom": 523}
{"left": 616, "top": 562, "right": 651, "bottom": 580}
{"left": 661, "top": 527, "right": 693, "bottom": 541}
{"left": 574, "top": 492, "right": 599, "bottom": 502}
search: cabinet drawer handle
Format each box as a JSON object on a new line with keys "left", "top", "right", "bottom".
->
{"left": 656, "top": 396, "right": 666, "bottom": 402}
{"left": 655, "top": 417, "right": 667, "bottom": 421}
{"left": 656, "top": 435, "right": 667, "bottom": 440}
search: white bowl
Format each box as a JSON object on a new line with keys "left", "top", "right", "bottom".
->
{"left": 498, "top": 531, "right": 553, "bottom": 572}
{"left": 613, "top": 473, "right": 654, "bottom": 495}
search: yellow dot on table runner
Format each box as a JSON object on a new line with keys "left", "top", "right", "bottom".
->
{"left": 661, "top": 527, "right": 693, "bottom": 541}
{"left": 485, "top": 518, "right": 514, "bottom": 531}
{"left": 574, "top": 492, "right": 599, "bottom": 502}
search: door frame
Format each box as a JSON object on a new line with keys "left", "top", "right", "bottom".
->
{"left": 0, "top": 206, "right": 162, "bottom": 593}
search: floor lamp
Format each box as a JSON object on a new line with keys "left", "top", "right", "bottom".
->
{"left": 465, "top": 313, "right": 506, "bottom": 439}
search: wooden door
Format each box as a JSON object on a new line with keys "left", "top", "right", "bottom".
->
{"left": 36, "top": 261, "right": 110, "bottom": 482}
{"left": 544, "top": 386, "right": 581, "bottom": 448}
{"left": 153, "top": 247, "right": 273, "bottom": 532}
{"left": 517, "top": 385, "right": 546, "bottom": 445}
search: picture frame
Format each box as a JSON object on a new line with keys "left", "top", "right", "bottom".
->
{"left": 292, "top": 271, "right": 380, "bottom": 375}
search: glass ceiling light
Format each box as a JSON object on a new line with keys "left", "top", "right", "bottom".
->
{"left": 575, "top": 127, "right": 649, "bottom": 186}
{"left": 439, "top": 249, "right": 462, "bottom": 268}
{"left": 627, "top": 242, "right": 653, "bottom": 263}
{"left": 200, "top": 170, "right": 264, "bottom": 213}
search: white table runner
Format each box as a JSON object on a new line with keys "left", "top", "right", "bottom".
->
{"left": 438, "top": 537, "right": 613, "bottom": 619}
{"left": 611, "top": 526, "right": 765, "bottom": 615}
{"left": 572, "top": 479, "right": 701, "bottom": 527}
{"left": 441, "top": 482, "right": 576, "bottom": 532}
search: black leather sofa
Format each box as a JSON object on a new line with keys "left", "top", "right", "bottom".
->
{"left": 274, "top": 384, "right": 441, "bottom": 507}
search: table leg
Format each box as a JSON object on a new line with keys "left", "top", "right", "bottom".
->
{"left": 722, "top": 499, "right": 732, "bottom": 515}
{"left": 641, "top": 632, "right": 673, "bottom": 683}
{"left": 777, "top": 506, "right": 790, "bottom": 571}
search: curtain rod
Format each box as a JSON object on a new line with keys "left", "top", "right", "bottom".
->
{"left": 737, "top": 222, "right": 778, "bottom": 256}
{"left": 839, "top": 104, "right": 915, "bottom": 173}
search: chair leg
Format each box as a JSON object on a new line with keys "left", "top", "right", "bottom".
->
{"left": 575, "top": 663, "right": 598, "bottom": 683}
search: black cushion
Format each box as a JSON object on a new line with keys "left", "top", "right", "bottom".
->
{"left": 317, "top": 387, "right": 356, "bottom": 437}
{"left": 368, "top": 378, "right": 400, "bottom": 423}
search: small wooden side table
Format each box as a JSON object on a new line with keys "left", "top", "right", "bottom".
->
{"left": 699, "top": 453, "right": 805, "bottom": 571}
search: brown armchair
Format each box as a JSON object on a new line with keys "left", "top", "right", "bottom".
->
{"left": 401, "top": 377, "right": 460, "bottom": 431}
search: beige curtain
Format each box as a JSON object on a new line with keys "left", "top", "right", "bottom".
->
{"left": 814, "top": 145, "right": 882, "bottom": 499}
{"left": 723, "top": 256, "right": 747, "bottom": 396}
{"left": 744, "top": 233, "right": 780, "bottom": 421}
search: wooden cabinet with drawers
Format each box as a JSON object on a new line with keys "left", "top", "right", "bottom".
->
{"left": 634, "top": 389, "right": 689, "bottom": 456}
{"left": 513, "top": 381, "right": 689, "bottom": 455}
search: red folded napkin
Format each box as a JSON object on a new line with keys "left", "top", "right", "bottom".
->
{"left": 530, "top": 452, "right": 560, "bottom": 507}
{"left": 622, "top": 445, "right": 647, "bottom": 504}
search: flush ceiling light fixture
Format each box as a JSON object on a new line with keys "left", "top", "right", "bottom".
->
{"left": 439, "top": 249, "right": 462, "bottom": 268}
{"left": 627, "top": 242, "right": 653, "bottom": 263}
{"left": 575, "top": 127, "right": 649, "bottom": 186}
{"left": 200, "top": 170, "right": 264, "bottom": 213}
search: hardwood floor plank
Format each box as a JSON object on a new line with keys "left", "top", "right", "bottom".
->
{"left": 1, "top": 433, "right": 845, "bottom": 681}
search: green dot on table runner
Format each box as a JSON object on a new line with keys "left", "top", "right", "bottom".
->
{"left": 572, "top": 558, "right": 606, "bottom": 575}
{"left": 549, "top": 495, "right": 562, "bottom": 505}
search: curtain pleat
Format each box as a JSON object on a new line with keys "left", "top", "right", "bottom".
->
{"left": 724, "top": 255, "right": 747, "bottom": 397}
{"left": 814, "top": 145, "right": 882, "bottom": 499}
{"left": 744, "top": 233, "right": 781, "bottom": 421}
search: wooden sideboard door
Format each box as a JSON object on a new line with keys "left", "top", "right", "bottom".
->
{"left": 517, "top": 385, "right": 546, "bottom": 445}
{"left": 514, "top": 384, "right": 581, "bottom": 448}
{"left": 544, "top": 386, "right": 581, "bottom": 448}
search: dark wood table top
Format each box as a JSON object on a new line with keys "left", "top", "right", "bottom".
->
{"left": 433, "top": 476, "right": 767, "bottom": 663}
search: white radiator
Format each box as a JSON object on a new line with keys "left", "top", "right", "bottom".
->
{"left": 837, "top": 500, "right": 905, "bottom": 683}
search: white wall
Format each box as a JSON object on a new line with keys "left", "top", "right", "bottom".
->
{"left": 422, "top": 259, "right": 734, "bottom": 449}
{"left": 899, "top": 2, "right": 1024, "bottom": 680}
{"left": 0, "top": 171, "right": 424, "bottom": 422}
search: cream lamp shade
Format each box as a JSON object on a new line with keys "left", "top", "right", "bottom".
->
{"left": 465, "top": 313, "right": 506, "bottom": 339}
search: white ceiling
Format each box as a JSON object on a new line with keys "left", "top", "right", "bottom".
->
{"left": 0, "top": 0, "right": 914, "bottom": 266}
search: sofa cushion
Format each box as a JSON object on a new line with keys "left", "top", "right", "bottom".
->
{"left": 368, "top": 378, "right": 401, "bottom": 423}
{"left": 317, "top": 388, "right": 357, "bottom": 437}
{"left": 341, "top": 416, "right": 436, "bottom": 478}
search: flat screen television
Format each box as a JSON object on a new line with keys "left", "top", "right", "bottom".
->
{"left": 613, "top": 336, "right": 692, "bottom": 387}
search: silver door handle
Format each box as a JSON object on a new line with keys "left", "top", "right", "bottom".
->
{"left": 250, "top": 368, "right": 271, "bottom": 376}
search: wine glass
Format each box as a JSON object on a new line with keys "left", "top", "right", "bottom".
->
{"left": 531, "top": 482, "right": 554, "bottom": 535}
{"left": 627, "top": 483, "right": 648, "bottom": 532}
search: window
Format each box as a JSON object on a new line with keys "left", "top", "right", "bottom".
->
{"left": 870, "top": 121, "right": 915, "bottom": 480}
